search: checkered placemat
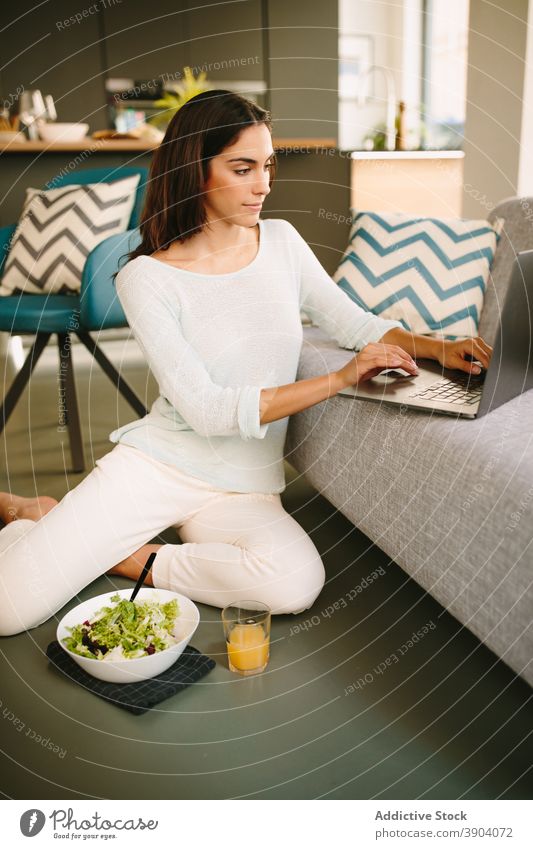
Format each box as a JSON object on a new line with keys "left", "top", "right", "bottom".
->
{"left": 46, "top": 640, "right": 216, "bottom": 715}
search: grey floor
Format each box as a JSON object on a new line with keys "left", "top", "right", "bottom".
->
{"left": 1, "top": 333, "right": 532, "bottom": 800}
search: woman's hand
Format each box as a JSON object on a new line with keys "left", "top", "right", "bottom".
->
{"left": 433, "top": 336, "right": 493, "bottom": 375}
{"left": 335, "top": 342, "right": 419, "bottom": 388}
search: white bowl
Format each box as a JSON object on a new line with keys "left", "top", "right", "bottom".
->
{"left": 56, "top": 588, "right": 200, "bottom": 683}
{"left": 0, "top": 130, "right": 26, "bottom": 144}
{"left": 38, "top": 122, "right": 90, "bottom": 143}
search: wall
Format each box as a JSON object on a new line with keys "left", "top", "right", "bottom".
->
{"left": 518, "top": 0, "right": 533, "bottom": 195}
{"left": 463, "top": 0, "right": 530, "bottom": 215}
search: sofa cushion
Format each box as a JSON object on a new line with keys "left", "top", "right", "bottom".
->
{"left": 478, "top": 196, "right": 533, "bottom": 347}
{"left": 333, "top": 211, "right": 503, "bottom": 341}
{"left": 285, "top": 325, "right": 533, "bottom": 688}
{"left": 0, "top": 174, "right": 140, "bottom": 297}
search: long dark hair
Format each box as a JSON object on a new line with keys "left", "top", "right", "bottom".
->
{"left": 123, "top": 89, "right": 276, "bottom": 269}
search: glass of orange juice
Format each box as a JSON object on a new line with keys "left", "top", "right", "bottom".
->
{"left": 222, "top": 601, "right": 271, "bottom": 675}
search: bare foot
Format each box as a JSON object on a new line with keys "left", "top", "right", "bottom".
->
{"left": 107, "top": 543, "right": 161, "bottom": 586}
{"left": 0, "top": 492, "right": 59, "bottom": 525}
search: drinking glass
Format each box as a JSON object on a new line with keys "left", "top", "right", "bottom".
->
{"left": 19, "top": 90, "right": 47, "bottom": 139}
{"left": 222, "top": 601, "right": 271, "bottom": 675}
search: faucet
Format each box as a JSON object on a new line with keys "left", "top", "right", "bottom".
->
{"left": 357, "top": 64, "right": 397, "bottom": 151}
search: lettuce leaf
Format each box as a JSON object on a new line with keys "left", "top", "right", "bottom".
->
{"left": 63, "top": 593, "right": 180, "bottom": 660}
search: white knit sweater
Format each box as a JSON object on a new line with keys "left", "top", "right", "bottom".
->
{"left": 108, "top": 218, "right": 403, "bottom": 493}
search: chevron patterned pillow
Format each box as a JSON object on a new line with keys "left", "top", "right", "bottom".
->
{"left": 0, "top": 174, "right": 140, "bottom": 296}
{"left": 332, "top": 211, "right": 504, "bottom": 340}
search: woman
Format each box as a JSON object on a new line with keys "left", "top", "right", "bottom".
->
{"left": 0, "top": 91, "right": 492, "bottom": 636}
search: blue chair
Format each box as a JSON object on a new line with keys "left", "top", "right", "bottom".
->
{"left": 0, "top": 166, "right": 147, "bottom": 472}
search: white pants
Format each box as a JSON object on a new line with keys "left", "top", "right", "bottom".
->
{"left": 0, "top": 444, "right": 326, "bottom": 636}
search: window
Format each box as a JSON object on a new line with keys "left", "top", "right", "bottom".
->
{"left": 421, "top": 0, "right": 470, "bottom": 149}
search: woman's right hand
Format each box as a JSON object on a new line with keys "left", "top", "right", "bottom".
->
{"left": 335, "top": 342, "right": 419, "bottom": 388}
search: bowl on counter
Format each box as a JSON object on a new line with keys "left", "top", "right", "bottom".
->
{"left": 38, "top": 122, "right": 90, "bottom": 143}
{"left": 0, "top": 130, "right": 27, "bottom": 144}
{"left": 56, "top": 588, "right": 200, "bottom": 683}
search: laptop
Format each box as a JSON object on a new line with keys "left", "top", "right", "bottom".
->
{"left": 337, "top": 249, "right": 533, "bottom": 419}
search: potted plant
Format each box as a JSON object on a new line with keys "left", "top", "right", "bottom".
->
{"left": 149, "top": 66, "right": 210, "bottom": 129}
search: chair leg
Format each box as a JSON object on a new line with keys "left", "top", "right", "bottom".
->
{"left": 57, "top": 332, "right": 85, "bottom": 473}
{"left": 75, "top": 329, "right": 148, "bottom": 417}
{"left": 0, "top": 332, "right": 52, "bottom": 434}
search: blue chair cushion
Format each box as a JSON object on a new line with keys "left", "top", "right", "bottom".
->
{"left": 80, "top": 229, "right": 141, "bottom": 330}
{"left": 0, "top": 294, "right": 81, "bottom": 333}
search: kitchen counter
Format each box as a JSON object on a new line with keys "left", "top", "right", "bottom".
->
{"left": 0, "top": 136, "right": 347, "bottom": 240}
{"left": 349, "top": 149, "right": 464, "bottom": 159}
{"left": 0, "top": 137, "right": 337, "bottom": 154}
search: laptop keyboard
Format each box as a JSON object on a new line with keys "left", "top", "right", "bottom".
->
{"left": 409, "top": 373, "right": 485, "bottom": 406}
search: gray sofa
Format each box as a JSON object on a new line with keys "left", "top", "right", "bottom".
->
{"left": 285, "top": 196, "right": 533, "bottom": 689}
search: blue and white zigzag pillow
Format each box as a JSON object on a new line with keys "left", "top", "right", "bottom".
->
{"left": 332, "top": 211, "right": 504, "bottom": 340}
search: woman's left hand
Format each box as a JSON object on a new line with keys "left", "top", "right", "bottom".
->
{"left": 435, "top": 336, "right": 493, "bottom": 375}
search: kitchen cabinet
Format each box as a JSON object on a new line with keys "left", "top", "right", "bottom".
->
{"left": 0, "top": 0, "right": 333, "bottom": 139}
{"left": 101, "top": 0, "right": 189, "bottom": 81}
{"left": 102, "top": 0, "right": 263, "bottom": 87}
{"left": 267, "top": 0, "right": 338, "bottom": 140}
{"left": 0, "top": 0, "right": 107, "bottom": 132}
{"left": 350, "top": 151, "right": 465, "bottom": 217}
{"left": 185, "top": 0, "right": 264, "bottom": 82}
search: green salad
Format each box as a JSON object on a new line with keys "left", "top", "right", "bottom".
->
{"left": 63, "top": 593, "right": 180, "bottom": 661}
